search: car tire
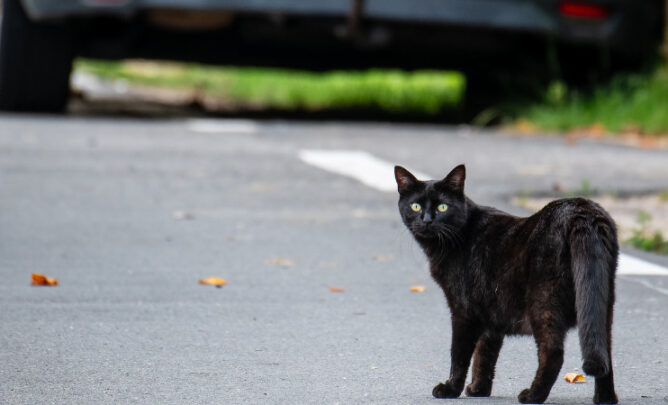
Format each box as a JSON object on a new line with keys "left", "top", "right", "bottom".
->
{"left": 0, "top": 0, "right": 76, "bottom": 112}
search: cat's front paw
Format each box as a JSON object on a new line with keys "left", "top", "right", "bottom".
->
{"left": 518, "top": 388, "right": 547, "bottom": 404}
{"left": 465, "top": 381, "right": 492, "bottom": 397}
{"left": 593, "top": 390, "right": 618, "bottom": 404}
{"left": 432, "top": 380, "right": 461, "bottom": 398}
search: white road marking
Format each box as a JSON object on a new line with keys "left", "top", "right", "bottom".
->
{"left": 186, "top": 119, "right": 259, "bottom": 134}
{"left": 298, "top": 149, "right": 430, "bottom": 193}
{"left": 617, "top": 253, "right": 668, "bottom": 276}
{"left": 299, "top": 148, "right": 668, "bottom": 277}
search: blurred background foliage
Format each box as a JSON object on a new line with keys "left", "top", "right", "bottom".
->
{"left": 76, "top": 59, "right": 465, "bottom": 115}
{"left": 75, "top": 57, "right": 668, "bottom": 137}
{"left": 514, "top": 65, "right": 668, "bottom": 136}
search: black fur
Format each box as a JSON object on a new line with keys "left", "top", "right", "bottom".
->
{"left": 395, "top": 164, "right": 618, "bottom": 404}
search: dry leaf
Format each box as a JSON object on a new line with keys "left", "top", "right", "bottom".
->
{"left": 265, "top": 257, "right": 295, "bottom": 267}
{"left": 584, "top": 122, "right": 606, "bottom": 137}
{"left": 372, "top": 253, "right": 394, "bottom": 262}
{"left": 31, "top": 273, "right": 58, "bottom": 286}
{"left": 513, "top": 118, "right": 536, "bottom": 134}
{"left": 329, "top": 287, "right": 345, "bottom": 293}
{"left": 410, "top": 285, "right": 426, "bottom": 292}
{"left": 565, "top": 132, "right": 581, "bottom": 146}
{"left": 172, "top": 210, "right": 194, "bottom": 220}
{"left": 564, "top": 373, "right": 586, "bottom": 383}
{"left": 320, "top": 261, "right": 339, "bottom": 269}
{"left": 199, "top": 277, "right": 227, "bottom": 286}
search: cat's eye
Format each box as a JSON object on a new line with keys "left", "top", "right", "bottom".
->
{"left": 411, "top": 203, "right": 421, "bottom": 212}
{"left": 437, "top": 203, "right": 448, "bottom": 213}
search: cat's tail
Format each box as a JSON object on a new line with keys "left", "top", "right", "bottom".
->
{"left": 570, "top": 215, "right": 617, "bottom": 378}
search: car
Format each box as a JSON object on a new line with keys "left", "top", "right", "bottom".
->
{"left": 0, "top": 0, "right": 664, "bottom": 112}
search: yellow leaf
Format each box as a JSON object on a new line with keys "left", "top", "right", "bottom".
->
{"left": 199, "top": 277, "right": 227, "bottom": 286}
{"left": 514, "top": 118, "right": 536, "bottom": 134}
{"left": 372, "top": 253, "right": 394, "bottom": 262}
{"left": 31, "top": 273, "right": 58, "bottom": 286}
{"left": 410, "top": 285, "right": 426, "bottom": 292}
{"left": 564, "top": 373, "right": 586, "bottom": 383}
{"left": 265, "top": 257, "right": 296, "bottom": 267}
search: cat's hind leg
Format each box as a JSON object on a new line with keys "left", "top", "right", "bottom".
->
{"left": 518, "top": 313, "right": 567, "bottom": 404}
{"left": 593, "top": 304, "right": 618, "bottom": 404}
{"left": 465, "top": 331, "right": 504, "bottom": 397}
{"left": 433, "top": 318, "right": 482, "bottom": 398}
{"left": 594, "top": 369, "right": 617, "bottom": 404}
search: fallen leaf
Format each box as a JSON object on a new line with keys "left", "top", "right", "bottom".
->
{"left": 410, "top": 285, "right": 426, "bottom": 292}
{"left": 372, "top": 253, "right": 394, "bottom": 262}
{"left": 172, "top": 210, "right": 194, "bottom": 220}
{"left": 584, "top": 122, "right": 606, "bottom": 137}
{"left": 329, "top": 287, "right": 345, "bottom": 293}
{"left": 31, "top": 273, "right": 58, "bottom": 286}
{"left": 513, "top": 118, "right": 536, "bottom": 134}
{"left": 250, "top": 182, "right": 277, "bottom": 193}
{"left": 564, "top": 373, "right": 586, "bottom": 383}
{"left": 552, "top": 182, "right": 565, "bottom": 193}
{"left": 199, "top": 277, "right": 227, "bottom": 286}
{"left": 265, "top": 257, "right": 296, "bottom": 267}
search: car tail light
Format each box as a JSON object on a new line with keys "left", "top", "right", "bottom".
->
{"left": 559, "top": 2, "right": 609, "bottom": 19}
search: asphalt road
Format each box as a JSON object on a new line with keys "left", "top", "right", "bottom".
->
{"left": 1, "top": 115, "right": 667, "bottom": 404}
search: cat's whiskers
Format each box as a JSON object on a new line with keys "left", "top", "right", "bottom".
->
{"left": 436, "top": 224, "right": 463, "bottom": 250}
{"left": 443, "top": 225, "right": 464, "bottom": 248}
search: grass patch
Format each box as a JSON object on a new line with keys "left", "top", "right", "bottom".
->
{"left": 627, "top": 211, "right": 668, "bottom": 255}
{"left": 74, "top": 59, "right": 465, "bottom": 115}
{"left": 566, "top": 179, "right": 596, "bottom": 198}
{"left": 515, "top": 65, "right": 668, "bottom": 135}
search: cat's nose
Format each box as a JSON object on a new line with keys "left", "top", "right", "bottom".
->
{"left": 423, "top": 213, "right": 433, "bottom": 224}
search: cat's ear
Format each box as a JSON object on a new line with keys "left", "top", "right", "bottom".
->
{"left": 439, "top": 164, "right": 466, "bottom": 194}
{"left": 395, "top": 166, "right": 419, "bottom": 194}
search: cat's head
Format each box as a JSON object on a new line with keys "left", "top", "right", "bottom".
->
{"left": 394, "top": 164, "right": 468, "bottom": 241}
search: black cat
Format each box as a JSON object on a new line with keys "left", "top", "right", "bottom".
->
{"left": 394, "top": 164, "right": 618, "bottom": 404}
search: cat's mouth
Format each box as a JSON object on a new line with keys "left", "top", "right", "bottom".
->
{"left": 412, "top": 224, "right": 462, "bottom": 246}
{"left": 414, "top": 232, "right": 436, "bottom": 240}
{"left": 411, "top": 226, "right": 437, "bottom": 239}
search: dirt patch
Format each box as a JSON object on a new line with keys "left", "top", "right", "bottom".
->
{"left": 513, "top": 193, "right": 668, "bottom": 242}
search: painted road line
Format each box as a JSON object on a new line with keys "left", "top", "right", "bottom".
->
{"left": 299, "top": 148, "right": 668, "bottom": 277}
{"left": 617, "top": 253, "right": 668, "bottom": 276}
{"left": 298, "top": 149, "right": 430, "bottom": 193}
{"left": 187, "top": 119, "right": 259, "bottom": 134}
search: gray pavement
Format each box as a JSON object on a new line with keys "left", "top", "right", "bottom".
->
{"left": 1, "top": 115, "right": 667, "bottom": 404}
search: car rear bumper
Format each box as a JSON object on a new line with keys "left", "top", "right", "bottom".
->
{"left": 23, "top": 0, "right": 555, "bottom": 33}
{"left": 21, "top": 0, "right": 662, "bottom": 57}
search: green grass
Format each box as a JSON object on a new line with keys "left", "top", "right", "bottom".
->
{"left": 517, "top": 66, "right": 668, "bottom": 135}
{"left": 74, "top": 59, "right": 466, "bottom": 115}
{"left": 566, "top": 179, "right": 596, "bottom": 198}
{"left": 627, "top": 211, "right": 668, "bottom": 255}
{"left": 628, "top": 232, "right": 668, "bottom": 255}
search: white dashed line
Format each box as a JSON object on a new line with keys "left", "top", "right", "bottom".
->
{"left": 299, "top": 148, "right": 668, "bottom": 277}
{"left": 186, "top": 119, "right": 259, "bottom": 134}
{"left": 617, "top": 253, "right": 668, "bottom": 276}
{"left": 298, "top": 149, "right": 430, "bottom": 193}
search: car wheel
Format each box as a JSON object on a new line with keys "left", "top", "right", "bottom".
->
{"left": 0, "top": 0, "right": 76, "bottom": 112}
